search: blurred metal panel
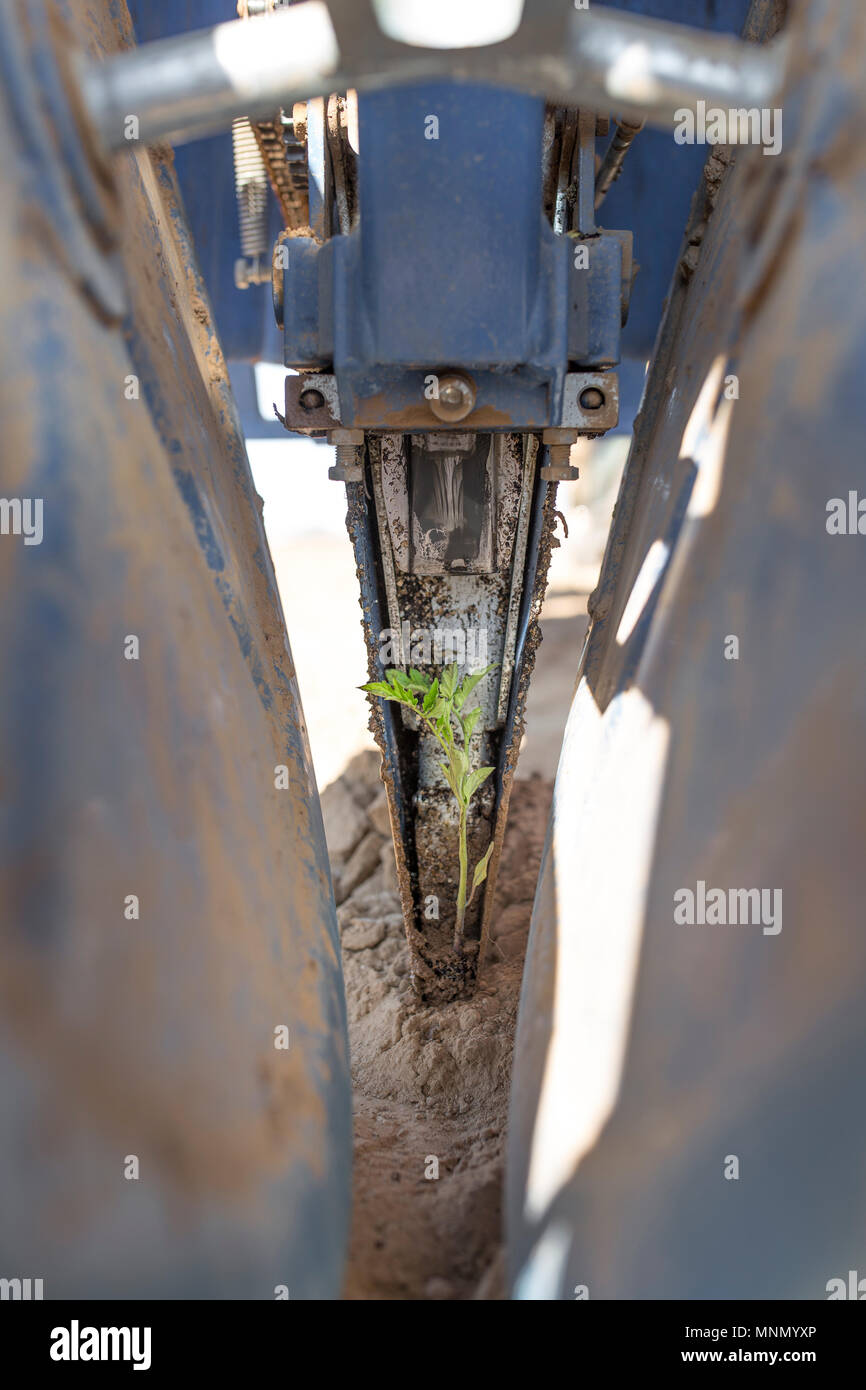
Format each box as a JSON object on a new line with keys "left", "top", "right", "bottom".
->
{"left": 605, "top": 0, "right": 756, "bottom": 357}
{"left": 125, "top": 0, "right": 761, "bottom": 369}
{"left": 508, "top": 0, "right": 866, "bottom": 1299}
{"left": 126, "top": 0, "right": 283, "bottom": 364}
{"left": 0, "top": 0, "right": 350, "bottom": 1298}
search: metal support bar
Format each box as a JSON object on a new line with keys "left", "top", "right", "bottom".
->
{"left": 78, "top": 1, "right": 788, "bottom": 153}
{"left": 595, "top": 116, "right": 646, "bottom": 211}
{"left": 77, "top": 3, "right": 341, "bottom": 150}
{"left": 575, "top": 108, "right": 597, "bottom": 235}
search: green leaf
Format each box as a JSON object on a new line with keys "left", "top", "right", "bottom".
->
{"left": 462, "top": 765, "right": 494, "bottom": 802}
{"left": 438, "top": 760, "right": 459, "bottom": 799}
{"left": 461, "top": 705, "right": 482, "bottom": 742}
{"left": 440, "top": 662, "right": 459, "bottom": 699}
{"left": 422, "top": 677, "right": 439, "bottom": 714}
{"left": 383, "top": 669, "right": 420, "bottom": 709}
{"left": 454, "top": 663, "right": 498, "bottom": 709}
{"left": 361, "top": 681, "right": 398, "bottom": 699}
{"left": 470, "top": 842, "right": 495, "bottom": 892}
{"left": 407, "top": 667, "right": 431, "bottom": 691}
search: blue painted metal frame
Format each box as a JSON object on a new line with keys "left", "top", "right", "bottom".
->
{"left": 127, "top": 0, "right": 755, "bottom": 420}
{"left": 282, "top": 83, "right": 626, "bottom": 427}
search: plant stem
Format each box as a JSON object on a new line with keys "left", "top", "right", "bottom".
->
{"left": 416, "top": 706, "right": 476, "bottom": 957}
{"left": 454, "top": 803, "right": 468, "bottom": 954}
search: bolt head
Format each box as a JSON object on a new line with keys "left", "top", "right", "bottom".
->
{"left": 579, "top": 386, "right": 605, "bottom": 412}
{"left": 299, "top": 388, "right": 325, "bottom": 412}
{"left": 429, "top": 372, "right": 476, "bottom": 423}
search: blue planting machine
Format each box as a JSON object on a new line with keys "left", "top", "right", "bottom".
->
{"left": 2, "top": 0, "right": 865, "bottom": 1302}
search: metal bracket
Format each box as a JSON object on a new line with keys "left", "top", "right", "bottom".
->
{"left": 284, "top": 371, "right": 619, "bottom": 434}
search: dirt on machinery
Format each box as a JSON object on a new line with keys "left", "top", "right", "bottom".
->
{"left": 320, "top": 749, "right": 552, "bottom": 1300}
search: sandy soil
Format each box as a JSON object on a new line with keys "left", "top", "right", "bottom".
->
{"left": 323, "top": 758, "right": 552, "bottom": 1300}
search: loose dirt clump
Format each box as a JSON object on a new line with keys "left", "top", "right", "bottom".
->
{"left": 321, "top": 750, "right": 552, "bottom": 1300}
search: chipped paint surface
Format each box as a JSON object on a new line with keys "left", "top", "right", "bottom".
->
{"left": 0, "top": 0, "right": 350, "bottom": 1297}
{"left": 509, "top": 0, "right": 866, "bottom": 1300}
